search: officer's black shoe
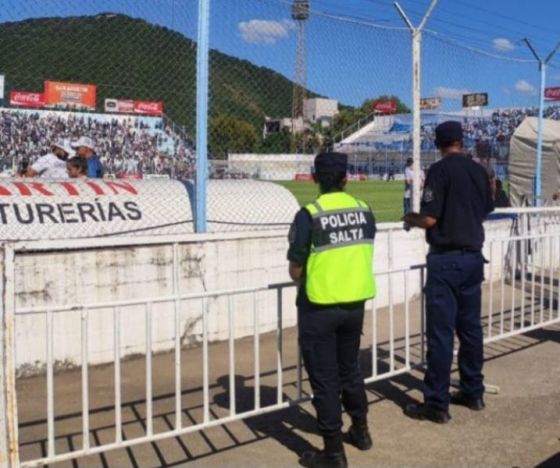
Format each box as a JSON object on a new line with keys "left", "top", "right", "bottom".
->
{"left": 299, "top": 450, "right": 348, "bottom": 468}
{"left": 403, "top": 403, "right": 451, "bottom": 424}
{"left": 450, "top": 391, "right": 485, "bottom": 411}
{"left": 345, "top": 423, "right": 373, "bottom": 451}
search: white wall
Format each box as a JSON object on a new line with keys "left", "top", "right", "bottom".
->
{"left": 6, "top": 214, "right": 560, "bottom": 376}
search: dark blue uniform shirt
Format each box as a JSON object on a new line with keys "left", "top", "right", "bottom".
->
{"left": 420, "top": 153, "right": 494, "bottom": 250}
{"left": 287, "top": 208, "right": 313, "bottom": 307}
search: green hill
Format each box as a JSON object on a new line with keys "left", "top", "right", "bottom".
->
{"left": 0, "top": 13, "right": 305, "bottom": 134}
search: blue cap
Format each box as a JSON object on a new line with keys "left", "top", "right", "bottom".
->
{"left": 435, "top": 121, "right": 463, "bottom": 148}
{"left": 314, "top": 152, "right": 348, "bottom": 173}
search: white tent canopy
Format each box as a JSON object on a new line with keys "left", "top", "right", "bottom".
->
{"left": 509, "top": 117, "right": 560, "bottom": 206}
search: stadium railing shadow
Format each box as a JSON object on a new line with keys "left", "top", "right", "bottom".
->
{"left": 16, "top": 298, "right": 559, "bottom": 467}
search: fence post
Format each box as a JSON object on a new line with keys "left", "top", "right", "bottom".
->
{"left": 395, "top": 0, "right": 438, "bottom": 212}
{"left": 0, "top": 245, "right": 19, "bottom": 466}
{"left": 523, "top": 39, "right": 560, "bottom": 207}
{"left": 195, "top": 0, "right": 211, "bottom": 232}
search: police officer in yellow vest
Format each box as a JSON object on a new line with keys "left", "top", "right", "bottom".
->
{"left": 287, "top": 152, "right": 376, "bottom": 468}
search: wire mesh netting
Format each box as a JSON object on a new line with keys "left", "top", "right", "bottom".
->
{"left": 0, "top": 0, "right": 198, "bottom": 179}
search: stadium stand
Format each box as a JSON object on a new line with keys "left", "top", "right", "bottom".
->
{"left": 0, "top": 108, "right": 196, "bottom": 178}
{"left": 338, "top": 105, "right": 560, "bottom": 156}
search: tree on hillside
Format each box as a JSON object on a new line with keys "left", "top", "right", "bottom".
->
{"left": 210, "top": 114, "right": 258, "bottom": 159}
{"left": 260, "top": 129, "right": 292, "bottom": 154}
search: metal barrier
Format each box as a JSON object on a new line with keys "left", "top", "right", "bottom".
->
{"left": 3, "top": 208, "right": 560, "bottom": 466}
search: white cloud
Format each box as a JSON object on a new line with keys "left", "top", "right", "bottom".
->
{"left": 514, "top": 79, "right": 537, "bottom": 95}
{"left": 493, "top": 38, "right": 515, "bottom": 52}
{"left": 238, "top": 19, "right": 295, "bottom": 45}
{"left": 433, "top": 86, "right": 471, "bottom": 100}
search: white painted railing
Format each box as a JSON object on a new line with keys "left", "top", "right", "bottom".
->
{"left": 1, "top": 207, "right": 559, "bottom": 466}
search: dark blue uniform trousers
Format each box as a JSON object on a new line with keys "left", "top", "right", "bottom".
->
{"left": 423, "top": 251, "right": 485, "bottom": 411}
{"left": 298, "top": 303, "right": 368, "bottom": 438}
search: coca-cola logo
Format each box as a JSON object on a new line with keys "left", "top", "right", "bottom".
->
{"left": 374, "top": 100, "right": 397, "bottom": 114}
{"left": 134, "top": 101, "right": 163, "bottom": 115}
{"left": 137, "top": 102, "right": 159, "bottom": 111}
{"left": 10, "top": 91, "right": 45, "bottom": 107}
{"left": 15, "top": 93, "right": 41, "bottom": 102}
{"left": 545, "top": 87, "right": 560, "bottom": 100}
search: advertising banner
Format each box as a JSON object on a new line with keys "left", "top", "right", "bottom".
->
{"left": 462, "top": 92, "right": 488, "bottom": 108}
{"left": 44, "top": 80, "right": 97, "bottom": 109}
{"left": 133, "top": 100, "right": 163, "bottom": 116}
{"left": 105, "top": 98, "right": 135, "bottom": 113}
{"left": 373, "top": 100, "right": 397, "bottom": 114}
{"left": 544, "top": 87, "right": 560, "bottom": 101}
{"left": 0, "top": 75, "right": 4, "bottom": 99}
{"left": 0, "top": 179, "right": 193, "bottom": 240}
{"left": 420, "top": 97, "right": 442, "bottom": 110}
{"left": 9, "top": 91, "right": 46, "bottom": 108}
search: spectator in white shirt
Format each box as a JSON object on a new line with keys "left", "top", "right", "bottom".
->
{"left": 26, "top": 140, "right": 73, "bottom": 179}
{"left": 403, "top": 157, "right": 425, "bottom": 215}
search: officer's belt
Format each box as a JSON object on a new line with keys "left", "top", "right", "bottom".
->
{"left": 429, "top": 246, "right": 481, "bottom": 255}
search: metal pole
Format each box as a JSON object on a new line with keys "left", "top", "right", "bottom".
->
{"left": 412, "top": 31, "right": 422, "bottom": 211}
{"left": 535, "top": 62, "right": 546, "bottom": 206}
{"left": 395, "top": 0, "right": 438, "bottom": 212}
{"left": 195, "top": 0, "right": 211, "bottom": 232}
{"left": 523, "top": 39, "right": 560, "bottom": 207}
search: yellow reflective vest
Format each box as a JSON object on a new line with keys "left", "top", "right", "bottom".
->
{"left": 304, "top": 191, "right": 376, "bottom": 305}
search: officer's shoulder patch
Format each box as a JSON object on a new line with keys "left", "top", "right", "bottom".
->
{"left": 423, "top": 187, "right": 434, "bottom": 203}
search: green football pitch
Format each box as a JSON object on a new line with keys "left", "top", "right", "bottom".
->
{"left": 276, "top": 180, "right": 405, "bottom": 223}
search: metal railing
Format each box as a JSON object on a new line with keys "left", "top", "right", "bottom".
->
{"left": 6, "top": 243, "right": 427, "bottom": 467}
{"left": 4, "top": 208, "right": 560, "bottom": 466}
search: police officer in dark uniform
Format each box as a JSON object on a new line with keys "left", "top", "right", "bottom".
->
{"left": 402, "top": 121, "right": 494, "bottom": 423}
{"left": 287, "top": 152, "right": 377, "bottom": 467}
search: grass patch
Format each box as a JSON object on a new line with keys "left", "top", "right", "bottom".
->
{"left": 276, "top": 180, "right": 405, "bottom": 223}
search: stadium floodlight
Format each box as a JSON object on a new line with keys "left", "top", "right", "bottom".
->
{"left": 523, "top": 38, "right": 560, "bottom": 207}
{"left": 395, "top": 0, "right": 438, "bottom": 213}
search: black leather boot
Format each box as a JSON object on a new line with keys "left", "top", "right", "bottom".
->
{"left": 345, "top": 419, "right": 373, "bottom": 451}
{"left": 299, "top": 435, "right": 347, "bottom": 468}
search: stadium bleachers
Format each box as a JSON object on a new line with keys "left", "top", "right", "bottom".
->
{"left": 0, "top": 108, "right": 196, "bottom": 178}
{"left": 338, "top": 105, "right": 560, "bottom": 156}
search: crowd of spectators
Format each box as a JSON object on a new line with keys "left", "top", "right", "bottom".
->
{"left": 0, "top": 109, "right": 196, "bottom": 178}
{"left": 420, "top": 105, "right": 560, "bottom": 157}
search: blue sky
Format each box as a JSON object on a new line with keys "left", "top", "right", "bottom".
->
{"left": 3, "top": 0, "right": 560, "bottom": 112}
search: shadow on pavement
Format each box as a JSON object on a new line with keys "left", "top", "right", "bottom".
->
{"left": 213, "top": 374, "right": 318, "bottom": 457}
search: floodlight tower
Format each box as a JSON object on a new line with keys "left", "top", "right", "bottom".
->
{"left": 291, "top": 0, "right": 310, "bottom": 148}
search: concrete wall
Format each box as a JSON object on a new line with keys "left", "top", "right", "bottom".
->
{"left": 6, "top": 214, "right": 560, "bottom": 376}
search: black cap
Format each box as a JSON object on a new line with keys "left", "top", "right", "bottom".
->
{"left": 434, "top": 121, "right": 463, "bottom": 148}
{"left": 314, "top": 152, "right": 348, "bottom": 173}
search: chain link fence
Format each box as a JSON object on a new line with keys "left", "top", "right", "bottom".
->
{"left": 0, "top": 0, "right": 559, "bottom": 229}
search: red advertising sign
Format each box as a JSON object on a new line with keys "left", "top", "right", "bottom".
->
{"left": 545, "top": 87, "right": 560, "bottom": 101}
{"left": 9, "top": 91, "right": 46, "bottom": 108}
{"left": 133, "top": 100, "right": 163, "bottom": 116}
{"left": 294, "top": 173, "right": 313, "bottom": 181}
{"left": 105, "top": 98, "right": 134, "bottom": 113}
{"left": 373, "top": 100, "right": 397, "bottom": 114}
{"left": 44, "top": 81, "right": 96, "bottom": 109}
